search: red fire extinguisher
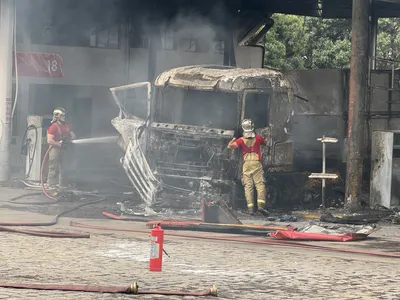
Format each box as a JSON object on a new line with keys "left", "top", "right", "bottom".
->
{"left": 149, "top": 223, "right": 164, "bottom": 272}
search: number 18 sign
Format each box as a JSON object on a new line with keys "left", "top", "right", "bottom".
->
{"left": 13, "top": 51, "right": 64, "bottom": 78}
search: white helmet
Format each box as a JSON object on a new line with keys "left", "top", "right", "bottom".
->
{"left": 242, "top": 119, "right": 255, "bottom": 138}
{"left": 52, "top": 107, "right": 66, "bottom": 123}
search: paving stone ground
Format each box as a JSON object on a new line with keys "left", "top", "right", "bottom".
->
{"left": 0, "top": 187, "right": 399, "bottom": 300}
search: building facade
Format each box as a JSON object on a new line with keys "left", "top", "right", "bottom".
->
{"left": 10, "top": 0, "right": 263, "bottom": 176}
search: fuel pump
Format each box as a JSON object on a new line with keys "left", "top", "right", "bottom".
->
{"left": 22, "top": 115, "right": 52, "bottom": 181}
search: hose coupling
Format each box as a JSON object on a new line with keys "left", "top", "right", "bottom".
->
{"left": 210, "top": 285, "right": 218, "bottom": 296}
{"left": 129, "top": 282, "right": 138, "bottom": 294}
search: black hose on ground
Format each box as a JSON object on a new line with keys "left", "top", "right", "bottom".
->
{"left": 0, "top": 195, "right": 106, "bottom": 238}
{"left": 1, "top": 195, "right": 106, "bottom": 227}
{"left": 9, "top": 192, "right": 56, "bottom": 205}
{"left": 3, "top": 145, "right": 107, "bottom": 238}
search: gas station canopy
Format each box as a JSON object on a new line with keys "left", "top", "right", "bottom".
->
{"left": 131, "top": 0, "right": 400, "bottom": 19}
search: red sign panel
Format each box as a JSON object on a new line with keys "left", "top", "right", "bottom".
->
{"left": 13, "top": 52, "right": 64, "bottom": 78}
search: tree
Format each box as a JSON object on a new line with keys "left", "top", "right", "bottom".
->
{"left": 376, "top": 18, "right": 400, "bottom": 68}
{"left": 304, "top": 17, "right": 352, "bottom": 69}
{"left": 264, "top": 14, "right": 400, "bottom": 70}
{"left": 264, "top": 14, "right": 308, "bottom": 69}
{"left": 264, "top": 14, "right": 352, "bottom": 69}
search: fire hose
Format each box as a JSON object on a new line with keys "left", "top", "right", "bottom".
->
{"left": 2, "top": 145, "right": 106, "bottom": 238}
{"left": 0, "top": 282, "right": 218, "bottom": 297}
{"left": 70, "top": 221, "right": 400, "bottom": 259}
{"left": 2, "top": 143, "right": 219, "bottom": 297}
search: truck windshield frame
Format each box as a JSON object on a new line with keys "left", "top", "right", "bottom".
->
{"left": 155, "top": 87, "right": 239, "bottom": 130}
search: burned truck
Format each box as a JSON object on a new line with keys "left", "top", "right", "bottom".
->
{"left": 110, "top": 65, "right": 349, "bottom": 210}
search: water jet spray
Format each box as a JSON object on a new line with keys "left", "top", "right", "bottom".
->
{"left": 71, "top": 136, "right": 119, "bottom": 144}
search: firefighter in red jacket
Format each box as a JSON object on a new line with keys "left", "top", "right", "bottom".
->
{"left": 47, "top": 107, "right": 76, "bottom": 189}
{"left": 228, "top": 119, "right": 268, "bottom": 216}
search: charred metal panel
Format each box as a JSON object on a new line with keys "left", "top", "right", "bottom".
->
{"left": 292, "top": 115, "right": 342, "bottom": 162}
{"left": 284, "top": 69, "right": 345, "bottom": 162}
{"left": 146, "top": 123, "right": 236, "bottom": 208}
{"left": 391, "top": 71, "right": 400, "bottom": 130}
{"left": 368, "top": 72, "right": 391, "bottom": 156}
{"left": 370, "top": 131, "right": 393, "bottom": 208}
{"left": 370, "top": 72, "right": 391, "bottom": 112}
{"left": 285, "top": 69, "right": 344, "bottom": 115}
{"left": 149, "top": 122, "right": 234, "bottom": 138}
{"left": 147, "top": 124, "right": 234, "bottom": 180}
{"left": 235, "top": 46, "right": 264, "bottom": 69}
{"left": 111, "top": 116, "right": 146, "bottom": 151}
{"left": 273, "top": 140, "right": 293, "bottom": 169}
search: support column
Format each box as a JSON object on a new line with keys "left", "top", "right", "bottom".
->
{"left": 0, "top": 0, "right": 14, "bottom": 181}
{"left": 147, "top": 25, "right": 161, "bottom": 83}
{"left": 224, "top": 29, "right": 237, "bottom": 67}
{"left": 345, "top": 0, "right": 370, "bottom": 211}
{"left": 370, "top": 0, "right": 378, "bottom": 70}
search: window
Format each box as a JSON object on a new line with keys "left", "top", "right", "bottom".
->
{"left": 156, "top": 88, "right": 237, "bottom": 129}
{"left": 243, "top": 93, "right": 270, "bottom": 128}
{"left": 130, "top": 34, "right": 150, "bottom": 49}
{"left": 179, "top": 33, "right": 209, "bottom": 53}
{"left": 162, "top": 29, "right": 175, "bottom": 50}
{"left": 211, "top": 40, "right": 225, "bottom": 54}
{"left": 129, "top": 21, "right": 150, "bottom": 49}
{"left": 182, "top": 36, "right": 197, "bottom": 52}
{"left": 90, "top": 26, "right": 119, "bottom": 49}
{"left": 181, "top": 90, "right": 237, "bottom": 130}
{"left": 29, "top": 1, "right": 119, "bottom": 49}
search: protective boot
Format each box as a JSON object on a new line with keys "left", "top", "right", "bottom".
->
{"left": 258, "top": 207, "right": 269, "bottom": 217}
{"left": 248, "top": 205, "right": 255, "bottom": 215}
{"left": 257, "top": 200, "right": 269, "bottom": 217}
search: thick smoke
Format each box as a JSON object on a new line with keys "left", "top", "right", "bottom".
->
{"left": 13, "top": 0, "right": 234, "bottom": 187}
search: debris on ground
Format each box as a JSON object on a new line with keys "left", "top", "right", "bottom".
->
{"left": 202, "top": 201, "right": 242, "bottom": 224}
{"left": 269, "top": 222, "right": 379, "bottom": 242}
{"left": 387, "top": 212, "right": 400, "bottom": 224}
{"left": 298, "top": 222, "right": 379, "bottom": 235}
{"left": 320, "top": 210, "right": 393, "bottom": 225}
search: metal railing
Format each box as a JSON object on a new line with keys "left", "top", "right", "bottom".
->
{"left": 369, "top": 56, "right": 400, "bottom": 87}
{"left": 368, "top": 56, "right": 400, "bottom": 126}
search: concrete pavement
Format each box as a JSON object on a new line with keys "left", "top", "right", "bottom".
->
{"left": 0, "top": 187, "right": 399, "bottom": 299}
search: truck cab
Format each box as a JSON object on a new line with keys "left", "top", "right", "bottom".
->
{"left": 111, "top": 65, "right": 297, "bottom": 210}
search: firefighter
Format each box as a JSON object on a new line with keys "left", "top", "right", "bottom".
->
{"left": 47, "top": 107, "right": 76, "bottom": 189}
{"left": 228, "top": 119, "right": 268, "bottom": 216}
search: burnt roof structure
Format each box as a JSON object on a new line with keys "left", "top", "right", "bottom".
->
{"left": 154, "top": 65, "right": 292, "bottom": 92}
{"left": 238, "top": 0, "right": 400, "bottom": 18}
{"left": 125, "top": 0, "right": 400, "bottom": 19}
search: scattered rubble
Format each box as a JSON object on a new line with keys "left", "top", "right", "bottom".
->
{"left": 297, "top": 222, "right": 379, "bottom": 236}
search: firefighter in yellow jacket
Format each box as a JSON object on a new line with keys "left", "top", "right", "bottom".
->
{"left": 228, "top": 119, "right": 268, "bottom": 216}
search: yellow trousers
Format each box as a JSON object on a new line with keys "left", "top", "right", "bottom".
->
{"left": 241, "top": 160, "right": 266, "bottom": 210}
{"left": 47, "top": 147, "right": 67, "bottom": 187}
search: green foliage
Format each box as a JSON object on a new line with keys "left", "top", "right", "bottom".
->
{"left": 376, "top": 18, "right": 400, "bottom": 68}
{"left": 304, "top": 17, "right": 352, "bottom": 69}
{"left": 264, "top": 14, "right": 308, "bottom": 69}
{"left": 264, "top": 14, "right": 399, "bottom": 70}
